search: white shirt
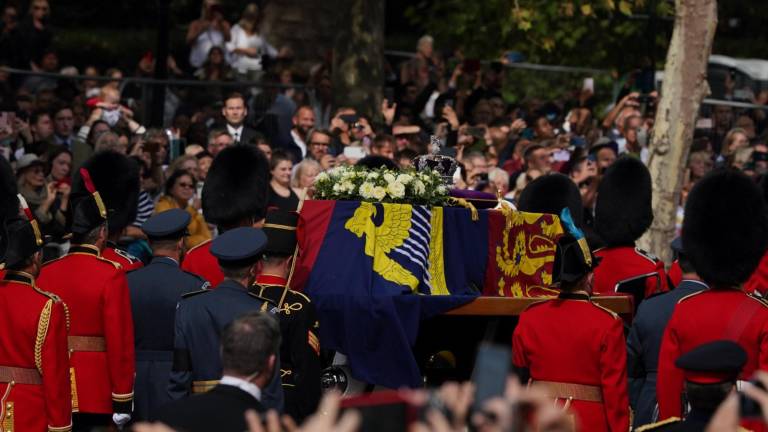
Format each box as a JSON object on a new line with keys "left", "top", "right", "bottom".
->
{"left": 290, "top": 129, "right": 307, "bottom": 158}
{"left": 226, "top": 24, "right": 277, "bottom": 73}
{"left": 189, "top": 27, "right": 227, "bottom": 69}
{"left": 227, "top": 124, "right": 244, "bottom": 143}
{"left": 220, "top": 375, "right": 262, "bottom": 401}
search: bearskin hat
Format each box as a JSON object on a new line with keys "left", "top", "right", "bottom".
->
{"left": 683, "top": 169, "right": 768, "bottom": 286}
{"left": 594, "top": 156, "right": 652, "bottom": 247}
{"left": 518, "top": 173, "right": 584, "bottom": 227}
{"left": 202, "top": 145, "right": 270, "bottom": 228}
{"left": 71, "top": 151, "right": 140, "bottom": 235}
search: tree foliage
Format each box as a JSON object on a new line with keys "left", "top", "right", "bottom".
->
{"left": 406, "top": 0, "right": 674, "bottom": 70}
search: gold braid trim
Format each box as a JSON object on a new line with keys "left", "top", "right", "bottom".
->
{"left": 0, "top": 382, "right": 14, "bottom": 432}
{"left": 33, "top": 286, "right": 69, "bottom": 331}
{"left": 35, "top": 300, "right": 53, "bottom": 374}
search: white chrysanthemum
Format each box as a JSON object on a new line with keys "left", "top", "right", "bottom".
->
{"left": 372, "top": 186, "right": 387, "bottom": 201}
{"left": 359, "top": 182, "right": 375, "bottom": 199}
{"left": 383, "top": 173, "right": 396, "bottom": 183}
{"left": 387, "top": 181, "right": 406, "bottom": 199}
{"left": 396, "top": 174, "right": 413, "bottom": 185}
{"left": 412, "top": 180, "right": 426, "bottom": 196}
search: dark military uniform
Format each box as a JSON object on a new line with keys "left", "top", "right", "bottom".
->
{"left": 127, "top": 209, "right": 209, "bottom": 421}
{"left": 627, "top": 279, "right": 708, "bottom": 428}
{"left": 253, "top": 274, "right": 321, "bottom": 421}
{"left": 636, "top": 340, "right": 748, "bottom": 431}
{"left": 128, "top": 256, "right": 208, "bottom": 420}
{"left": 168, "top": 227, "right": 284, "bottom": 412}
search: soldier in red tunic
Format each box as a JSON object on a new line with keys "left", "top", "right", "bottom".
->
{"left": 592, "top": 156, "right": 668, "bottom": 299}
{"left": 182, "top": 146, "right": 270, "bottom": 286}
{"left": 656, "top": 169, "right": 768, "bottom": 422}
{"left": 0, "top": 161, "right": 73, "bottom": 432}
{"left": 38, "top": 158, "right": 135, "bottom": 430}
{"left": 513, "top": 209, "right": 630, "bottom": 432}
{"left": 76, "top": 152, "right": 143, "bottom": 272}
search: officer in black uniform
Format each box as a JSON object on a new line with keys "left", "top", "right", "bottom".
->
{"left": 251, "top": 209, "right": 321, "bottom": 422}
{"left": 126, "top": 208, "right": 210, "bottom": 421}
{"left": 627, "top": 238, "right": 708, "bottom": 428}
{"left": 636, "top": 340, "right": 747, "bottom": 431}
{"left": 166, "top": 226, "right": 284, "bottom": 413}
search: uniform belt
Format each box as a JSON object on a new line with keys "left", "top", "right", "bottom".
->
{"left": 136, "top": 350, "right": 173, "bottom": 361}
{"left": 68, "top": 336, "right": 106, "bottom": 352}
{"left": 536, "top": 380, "right": 603, "bottom": 403}
{"left": 192, "top": 380, "right": 219, "bottom": 394}
{"left": 0, "top": 366, "right": 42, "bottom": 385}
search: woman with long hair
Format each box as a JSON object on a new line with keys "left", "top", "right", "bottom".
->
{"left": 226, "top": 3, "right": 276, "bottom": 81}
{"left": 267, "top": 150, "right": 299, "bottom": 211}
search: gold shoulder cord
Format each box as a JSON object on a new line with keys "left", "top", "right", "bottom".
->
{"left": 35, "top": 300, "right": 53, "bottom": 374}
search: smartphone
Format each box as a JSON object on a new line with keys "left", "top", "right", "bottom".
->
{"left": 466, "top": 126, "right": 486, "bottom": 139}
{"left": 740, "top": 379, "right": 767, "bottom": 419}
{"left": 383, "top": 88, "right": 395, "bottom": 108}
{"left": 0, "top": 111, "right": 15, "bottom": 130}
{"left": 471, "top": 343, "right": 511, "bottom": 411}
{"left": 463, "top": 59, "right": 481, "bottom": 75}
{"left": 695, "top": 118, "right": 713, "bottom": 129}
{"left": 343, "top": 146, "right": 366, "bottom": 160}
{"left": 339, "top": 114, "right": 360, "bottom": 125}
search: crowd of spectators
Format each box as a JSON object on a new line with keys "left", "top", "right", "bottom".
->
{"left": 1, "top": 0, "right": 767, "bottom": 262}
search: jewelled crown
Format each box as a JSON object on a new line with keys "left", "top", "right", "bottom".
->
{"left": 413, "top": 135, "right": 458, "bottom": 186}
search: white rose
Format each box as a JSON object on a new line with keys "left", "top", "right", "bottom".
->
{"left": 396, "top": 174, "right": 413, "bottom": 185}
{"left": 341, "top": 181, "right": 355, "bottom": 193}
{"left": 333, "top": 183, "right": 343, "bottom": 193}
{"left": 383, "top": 173, "right": 396, "bottom": 183}
{"left": 367, "top": 172, "right": 380, "bottom": 180}
{"left": 387, "top": 181, "right": 406, "bottom": 199}
{"left": 372, "top": 186, "right": 387, "bottom": 201}
{"left": 315, "top": 172, "right": 330, "bottom": 183}
{"left": 359, "top": 182, "right": 375, "bottom": 199}
{"left": 412, "top": 180, "right": 426, "bottom": 196}
{"left": 436, "top": 185, "right": 447, "bottom": 194}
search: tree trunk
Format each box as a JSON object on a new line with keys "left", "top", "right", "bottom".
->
{"left": 331, "top": 0, "right": 385, "bottom": 118}
{"left": 637, "top": 0, "right": 717, "bottom": 264}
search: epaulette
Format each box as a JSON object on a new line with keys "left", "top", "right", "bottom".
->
{"left": 181, "top": 270, "right": 211, "bottom": 289}
{"left": 747, "top": 292, "right": 768, "bottom": 308}
{"left": 186, "top": 239, "right": 211, "bottom": 254}
{"left": 522, "top": 299, "right": 550, "bottom": 312}
{"left": 634, "top": 247, "right": 660, "bottom": 264}
{"left": 181, "top": 289, "right": 211, "bottom": 299}
{"left": 589, "top": 301, "right": 619, "bottom": 319}
{"left": 635, "top": 417, "right": 681, "bottom": 432}
{"left": 96, "top": 256, "right": 123, "bottom": 270}
{"left": 249, "top": 291, "right": 277, "bottom": 306}
{"left": 677, "top": 289, "right": 706, "bottom": 304}
{"left": 289, "top": 290, "right": 312, "bottom": 303}
{"left": 32, "top": 286, "right": 62, "bottom": 303}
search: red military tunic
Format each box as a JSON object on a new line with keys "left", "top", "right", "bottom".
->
{"left": 512, "top": 291, "right": 630, "bottom": 432}
{"left": 181, "top": 240, "right": 223, "bottom": 288}
{"left": 593, "top": 246, "right": 668, "bottom": 298}
{"left": 745, "top": 251, "right": 768, "bottom": 297}
{"left": 103, "top": 245, "right": 143, "bottom": 272}
{"left": 0, "top": 271, "right": 72, "bottom": 431}
{"left": 38, "top": 244, "right": 135, "bottom": 415}
{"left": 657, "top": 289, "right": 768, "bottom": 419}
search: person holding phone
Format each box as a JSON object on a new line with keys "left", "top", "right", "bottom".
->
{"left": 15, "top": 153, "right": 68, "bottom": 248}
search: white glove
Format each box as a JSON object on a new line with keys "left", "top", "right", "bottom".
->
{"left": 112, "top": 413, "right": 131, "bottom": 429}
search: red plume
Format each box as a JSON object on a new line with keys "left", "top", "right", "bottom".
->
{"left": 17, "top": 194, "right": 34, "bottom": 221}
{"left": 80, "top": 167, "right": 97, "bottom": 194}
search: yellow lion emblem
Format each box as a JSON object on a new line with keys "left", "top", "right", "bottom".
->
{"left": 344, "top": 202, "right": 419, "bottom": 291}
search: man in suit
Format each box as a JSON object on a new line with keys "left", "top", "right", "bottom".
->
{"left": 169, "top": 226, "right": 284, "bottom": 412}
{"left": 627, "top": 237, "right": 708, "bottom": 428}
{"left": 155, "top": 311, "right": 279, "bottom": 432}
{"left": 222, "top": 92, "right": 259, "bottom": 145}
{"left": 127, "top": 209, "right": 210, "bottom": 421}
